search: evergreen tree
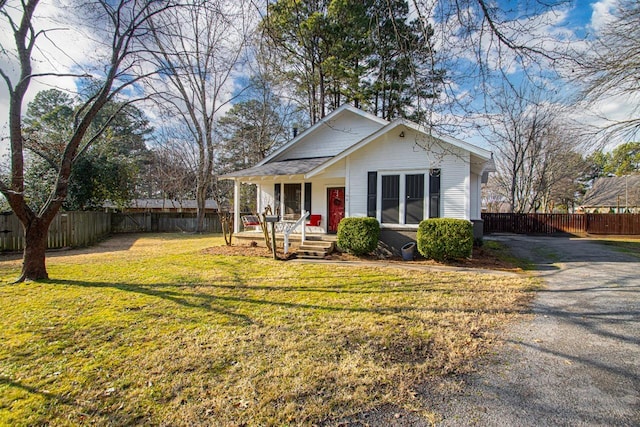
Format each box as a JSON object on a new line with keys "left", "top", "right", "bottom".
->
{"left": 22, "top": 89, "right": 152, "bottom": 210}
{"left": 261, "top": 0, "right": 443, "bottom": 123}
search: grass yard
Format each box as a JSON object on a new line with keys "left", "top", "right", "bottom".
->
{"left": 0, "top": 234, "right": 537, "bottom": 426}
{"left": 593, "top": 236, "right": 640, "bottom": 258}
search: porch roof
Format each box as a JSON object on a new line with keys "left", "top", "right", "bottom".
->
{"left": 220, "top": 156, "right": 333, "bottom": 180}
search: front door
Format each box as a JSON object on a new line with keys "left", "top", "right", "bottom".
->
{"left": 327, "top": 187, "right": 345, "bottom": 233}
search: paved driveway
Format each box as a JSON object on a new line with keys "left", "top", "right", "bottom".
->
{"left": 432, "top": 235, "right": 640, "bottom": 426}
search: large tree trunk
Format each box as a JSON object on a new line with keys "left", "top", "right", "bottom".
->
{"left": 196, "top": 188, "right": 206, "bottom": 233}
{"left": 19, "top": 217, "right": 50, "bottom": 281}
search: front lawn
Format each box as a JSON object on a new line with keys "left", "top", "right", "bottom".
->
{"left": 0, "top": 234, "right": 537, "bottom": 425}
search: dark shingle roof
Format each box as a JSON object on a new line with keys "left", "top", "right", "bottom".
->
{"left": 582, "top": 175, "right": 640, "bottom": 207}
{"left": 220, "top": 157, "right": 333, "bottom": 179}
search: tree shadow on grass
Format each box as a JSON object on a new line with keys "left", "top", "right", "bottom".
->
{"left": 0, "top": 376, "right": 114, "bottom": 422}
{"left": 45, "top": 278, "right": 530, "bottom": 322}
{"left": 0, "top": 376, "right": 74, "bottom": 405}
{"left": 46, "top": 279, "right": 255, "bottom": 326}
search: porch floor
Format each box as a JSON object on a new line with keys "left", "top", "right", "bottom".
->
{"left": 234, "top": 231, "right": 337, "bottom": 248}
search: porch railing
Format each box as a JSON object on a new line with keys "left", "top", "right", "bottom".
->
{"left": 282, "top": 210, "right": 310, "bottom": 254}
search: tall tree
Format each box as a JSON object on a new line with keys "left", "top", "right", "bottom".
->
{"left": 263, "top": 0, "right": 572, "bottom": 128}
{"left": 216, "top": 90, "right": 293, "bottom": 212}
{"left": 262, "top": 0, "right": 443, "bottom": 123}
{"left": 483, "top": 85, "right": 587, "bottom": 213}
{"left": 573, "top": 0, "right": 640, "bottom": 141}
{"left": 587, "top": 142, "right": 640, "bottom": 178}
{"left": 22, "top": 89, "right": 152, "bottom": 210}
{"left": 262, "top": 0, "right": 334, "bottom": 124}
{"left": 0, "top": 0, "right": 174, "bottom": 281}
{"left": 367, "top": 0, "right": 442, "bottom": 121}
{"left": 145, "top": 0, "right": 253, "bottom": 232}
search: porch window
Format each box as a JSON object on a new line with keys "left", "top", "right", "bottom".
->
{"left": 284, "top": 183, "right": 302, "bottom": 219}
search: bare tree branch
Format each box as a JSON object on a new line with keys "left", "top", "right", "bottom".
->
{"left": 0, "top": 0, "right": 178, "bottom": 280}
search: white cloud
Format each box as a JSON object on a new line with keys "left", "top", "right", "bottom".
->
{"left": 0, "top": 0, "right": 103, "bottom": 149}
{"left": 590, "top": 0, "right": 617, "bottom": 32}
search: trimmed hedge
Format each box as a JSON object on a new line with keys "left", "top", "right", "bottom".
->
{"left": 417, "top": 218, "right": 473, "bottom": 261}
{"left": 337, "top": 217, "right": 380, "bottom": 256}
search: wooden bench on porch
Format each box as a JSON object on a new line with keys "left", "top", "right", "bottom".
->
{"left": 241, "top": 215, "right": 261, "bottom": 231}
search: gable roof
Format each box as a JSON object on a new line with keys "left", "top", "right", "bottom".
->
{"left": 254, "top": 104, "right": 388, "bottom": 167}
{"left": 305, "top": 118, "right": 492, "bottom": 178}
{"left": 221, "top": 105, "right": 493, "bottom": 181}
{"left": 582, "top": 175, "right": 640, "bottom": 207}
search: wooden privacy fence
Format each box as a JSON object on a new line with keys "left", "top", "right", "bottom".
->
{"left": 111, "top": 212, "right": 222, "bottom": 233}
{"left": 0, "top": 211, "right": 224, "bottom": 252}
{"left": 482, "top": 213, "right": 640, "bottom": 235}
{"left": 0, "top": 211, "right": 111, "bottom": 252}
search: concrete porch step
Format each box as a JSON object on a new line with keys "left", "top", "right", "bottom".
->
{"left": 298, "top": 242, "right": 334, "bottom": 252}
{"left": 297, "top": 239, "right": 335, "bottom": 259}
{"left": 297, "top": 250, "right": 330, "bottom": 259}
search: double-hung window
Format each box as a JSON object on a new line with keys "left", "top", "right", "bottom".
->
{"left": 370, "top": 169, "right": 440, "bottom": 225}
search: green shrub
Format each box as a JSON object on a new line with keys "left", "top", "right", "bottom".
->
{"left": 337, "top": 217, "right": 380, "bottom": 255}
{"left": 417, "top": 218, "right": 473, "bottom": 261}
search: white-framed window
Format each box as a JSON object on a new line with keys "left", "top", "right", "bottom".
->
{"left": 369, "top": 169, "right": 440, "bottom": 225}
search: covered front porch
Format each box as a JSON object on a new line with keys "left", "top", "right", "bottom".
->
{"left": 224, "top": 162, "right": 347, "bottom": 236}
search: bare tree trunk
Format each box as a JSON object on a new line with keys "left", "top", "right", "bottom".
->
{"left": 19, "top": 217, "right": 51, "bottom": 281}
{"left": 196, "top": 176, "right": 208, "bottom": 233}
{"left": 1, "top": 1, "right": 173, "bottom": 282}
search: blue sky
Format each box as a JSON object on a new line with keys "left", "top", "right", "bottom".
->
{"left": 0, "top": 0, "right": 635, "bottom": 153}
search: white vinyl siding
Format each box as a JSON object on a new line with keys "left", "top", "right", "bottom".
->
{"left": 347, "top": 129, "right": 472, "bottom": 222}
{"left": 441, "top": 151, "right": 470, "bottom": 220}
{"left": 279, "top": 111, "right": 385, "bottom": 161}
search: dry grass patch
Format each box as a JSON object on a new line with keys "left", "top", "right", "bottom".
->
{"left": 0, "top": 234, "right": 537, "bottom": 426}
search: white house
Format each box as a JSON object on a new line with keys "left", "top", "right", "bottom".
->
{"left": 222, "top": 104, "right": 494, "bottom": 249}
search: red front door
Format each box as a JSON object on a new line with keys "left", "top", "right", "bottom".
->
{"left": 327, "top": 187, "right": 345, "bottom": 233}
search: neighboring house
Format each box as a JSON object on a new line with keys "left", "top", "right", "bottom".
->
{"left": 222, "top": 104, "right": 494, "bottom": 249}
{"left": 104, "top": 198, "right": 218, "bottom": 213}
{"left": 580, "top": 175, "right": 640, "bottom": 213}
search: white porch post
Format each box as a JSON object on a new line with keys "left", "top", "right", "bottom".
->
{"left": 233, "top": 179, "right": 241, "bottom": 234}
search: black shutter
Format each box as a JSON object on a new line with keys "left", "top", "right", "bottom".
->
{"left": 367, "top": 172, "right": 377, "bottom": 217}
{"left": 274, "top": 183, "right": 281, "bottom": 214}
{"left": 304, "top": 182, "right": 312, "bottom": 213}
{"left": 429, "top": 169, "right": 441, "bottom": 218}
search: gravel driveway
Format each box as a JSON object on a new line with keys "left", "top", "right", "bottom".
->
{"left": 429, "top": 235, "right": 640, "bottom": 426}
